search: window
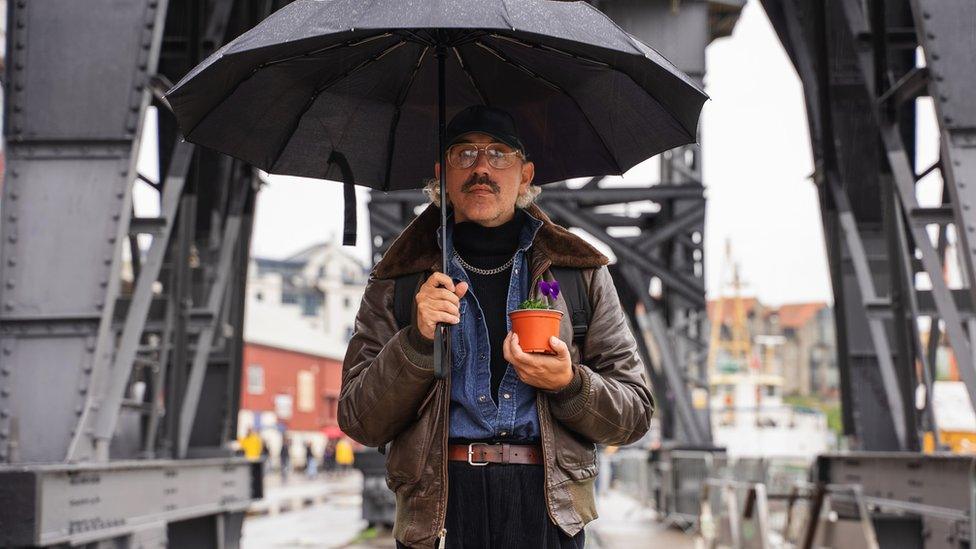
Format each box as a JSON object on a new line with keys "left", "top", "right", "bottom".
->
{"left": 297, "top": 370, "right": 315, "bottom": 412}
{"left": 274, "top": 394, "right": 293, "bottom": 419}
{"left": 247, "top": 365, "right": 264, "bottom": 395}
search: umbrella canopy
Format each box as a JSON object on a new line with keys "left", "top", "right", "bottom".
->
{"left": 165, "top": 0, "right": 708, "bottom": 190}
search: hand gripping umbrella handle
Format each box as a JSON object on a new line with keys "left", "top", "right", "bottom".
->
{"left": 433, "top": 324, "right": 450, "bottom": 379}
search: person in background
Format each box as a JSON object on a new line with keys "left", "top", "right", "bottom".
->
{"left": 279, "top": 435, "right": 291, "bottom": 484}
{"left": 238, "top": 428, "right": 263, "bottom": 462}
{"left": 304, "top": 440, "right": 319, "bottom": 479}
{"left": 335, "top": 436, "right": 354, "bottom": 474}
{"left": 260, "top": 438, "right": 271, "bottom": 476}
{"left": 322, "top": 439, "right": 337, "bottom": 477}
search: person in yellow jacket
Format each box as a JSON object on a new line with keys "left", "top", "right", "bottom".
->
{"left": 238, "top": 428, "right": 263, "bottom": 461}
{"left": 335, "top": 437, "right": 354, "bottom": 473}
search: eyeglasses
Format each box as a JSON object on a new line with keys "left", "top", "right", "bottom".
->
{"left": 446, "top": 143, "right": 525, "bottom": 170}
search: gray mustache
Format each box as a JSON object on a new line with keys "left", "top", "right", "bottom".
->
{"left": 462, "top": 174, "right": 500, "bottom": 194}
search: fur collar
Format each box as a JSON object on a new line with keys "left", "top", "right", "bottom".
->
{"left": 373, "top": 202, "right": 609, "bottom": 279}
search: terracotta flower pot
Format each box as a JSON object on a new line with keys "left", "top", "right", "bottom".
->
{"left": 509, "top": 309, "right": 563, "bottom": 354}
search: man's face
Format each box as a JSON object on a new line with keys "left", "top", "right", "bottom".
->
{"left": 435, "top": 132, "right": 534, "bottom": 227}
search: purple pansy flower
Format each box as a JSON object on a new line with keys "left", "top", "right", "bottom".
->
{"left": 538, "top": 280, "right": 561, "bottom": 302}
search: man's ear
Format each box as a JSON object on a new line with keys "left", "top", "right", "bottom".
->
{"left": 434, "top": 162, "right": 441, "bottom": 179}
{"left": 520, "top": 160, "right": 535, "bottom": 192}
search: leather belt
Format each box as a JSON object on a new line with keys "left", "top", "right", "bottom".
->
{"left": 448, "top": 443, "right": 542, "bottom": 466}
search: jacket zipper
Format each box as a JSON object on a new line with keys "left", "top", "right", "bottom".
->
{"left": 436, "top": 371, "right": 451, "bottom": 547}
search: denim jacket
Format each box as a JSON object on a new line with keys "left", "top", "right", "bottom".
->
{"left": 437, "top": 211, "right": 544, "bottom": 441}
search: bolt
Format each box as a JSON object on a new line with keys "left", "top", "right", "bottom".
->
{"left": 8, "top": 215, "right": 16, "bottom": 222}
{"left": 1, "top": 349, "right": 9, "bottom": 357}
{"left": 104, "top": 258, "right": 112, "bottom": 266}
{"left": 6, "top": 236, "right": 15, "bottom": 243}
{"left": 922, "top": 11, "right": 931, "bottom": 19}
{"left": 78, "top": 386, "right": 87, "bottom": 395}
{"left": 6, "top": 259, "right": 15, "bottom": 266}
{"left": 107, "top": 237, "right": 116, "bottom": 244}
{"left": 0, "top": 389, "right": 8, "bottom": 397}
{"left": 9, "top": 171, "right": 17, "bottom": 178}
{"left": 0, "top": 410, "right": 7, "bottom": 418}
{"left": 5, "top": 282, "right": 13, "bottom": 290}
{"left": 9, "top": 192, "right": 17, "bottom": 200}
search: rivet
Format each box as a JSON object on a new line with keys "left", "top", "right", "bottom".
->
{"left": 0, "top": 390, "right": 8, "bottom": 397}
{"left": 0, "top": 410, "right": 8, "bottom": 418}
{"left": 95, "top": 302, "right": 104, "bottom": 309}
{"left": 1, "top": 349, "right": 9, "bottom": 357}
{"left": 6, "top": 259, "right": 15, "bottom": 266}
{"left": 931, "top": 53, "right": 940, "bottom": 61}
{"left": 7, "top": 236, "right": 16, "bottom": 243}
{"left": 10, "top": 171, "right": 18, "bottom": 178}
{"left": 104, "top": 259, "right": 112, "bottom": 266}
{"left": 107, "top": 237, "right": 116, "bottom": 244}
{"left": 5, "top": 282, "right": 14, "bottom": 289}
{"left": 8, "top": 214, "right": 16, "bottom": 222}
{"left": 3, "top": 305, "right": 11, "bottom": 312}
{"left": 9, "top": 192, "right": 18, "bottom": 200}
{"left": 78, "top": 386, "right": 87, "bottom": 395}
{"left": 116, "top": 192, "right": 124, "bottom": 199}
{"left": 922, "top": 11, "right": 931, "bottom": 19}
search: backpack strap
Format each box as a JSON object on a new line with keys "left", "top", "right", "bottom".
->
{"left": 550, "top": 266, "right": 591, "bottom": 349}
{"left": 393, "top": 271, "right": 424, "bottom": 331}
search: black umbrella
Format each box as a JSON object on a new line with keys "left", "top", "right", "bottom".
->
{"left": 165, "top": 0, "right": 708, "bottom": 378}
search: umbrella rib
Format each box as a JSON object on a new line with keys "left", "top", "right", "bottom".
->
{"left": 263, "top": 33, "right": 393, "bottom": 68}
{"left": 453, "top": 47, "right": 490, "bottom": 106}
{"left": 489, "top": 34, "right": 611, "bottom": 68}
{"left": 382, "top": 45, "right": 430, "bottom": 191}
{"left": 268, "top": 39, "right": 408, "bottom": 172}
{"left": 475, "top": 40, "right": 624, "bottom": 175}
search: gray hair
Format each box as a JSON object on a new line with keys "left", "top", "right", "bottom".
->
{"left": 422, "top": 177, "right": 542, "bottom": 208}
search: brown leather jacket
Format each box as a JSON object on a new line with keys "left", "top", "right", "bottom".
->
{"left": 339, "top": 203, "right": 654, "bottom": 548}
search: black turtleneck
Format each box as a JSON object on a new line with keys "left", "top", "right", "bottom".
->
{"left": 453, "top": 209, "right": 526, "bottom": 404}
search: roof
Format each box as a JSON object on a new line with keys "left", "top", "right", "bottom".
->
{"left": 773, "top": 302, "right": 828, "bottom": 329}
{"left": 244, "top": 300, "right": 348, "bottom": 361}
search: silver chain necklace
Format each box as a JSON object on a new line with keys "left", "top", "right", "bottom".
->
{"left": 453, "top": 249, "right": 516, "bottom": 276}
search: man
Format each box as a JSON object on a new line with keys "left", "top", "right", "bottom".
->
{"left": 339, "top": 106, "right": 653, "bottom": 548}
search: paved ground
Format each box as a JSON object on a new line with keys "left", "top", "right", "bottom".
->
{"left": 242, "top": 473, "right": 699, "bottom": 548}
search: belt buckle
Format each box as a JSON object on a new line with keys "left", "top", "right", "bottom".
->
{"left": 467, "top": 443, "right": 490, "bottom": 466}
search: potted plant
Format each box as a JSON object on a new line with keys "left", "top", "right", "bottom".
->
{"left": 509, "top": 280, "right": 563, "bottom": 354}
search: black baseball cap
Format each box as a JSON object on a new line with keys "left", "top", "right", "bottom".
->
{"left": 444, "top": 105, "right": 526, "bottom": 154}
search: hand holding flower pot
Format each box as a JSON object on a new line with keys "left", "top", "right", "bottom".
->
{"left": 509, "top": 280, "right": 564, "bottom": 354}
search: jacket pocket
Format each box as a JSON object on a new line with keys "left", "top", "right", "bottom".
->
{"left": 385, "top": 383, "right": 442, "bottom": 491}
{"left": 554, "top": 428, "right": 598, "bottom": 481}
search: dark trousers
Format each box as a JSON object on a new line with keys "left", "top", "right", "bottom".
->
{"left": 396, "top": 461, "right": 585, "bottom": 548}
